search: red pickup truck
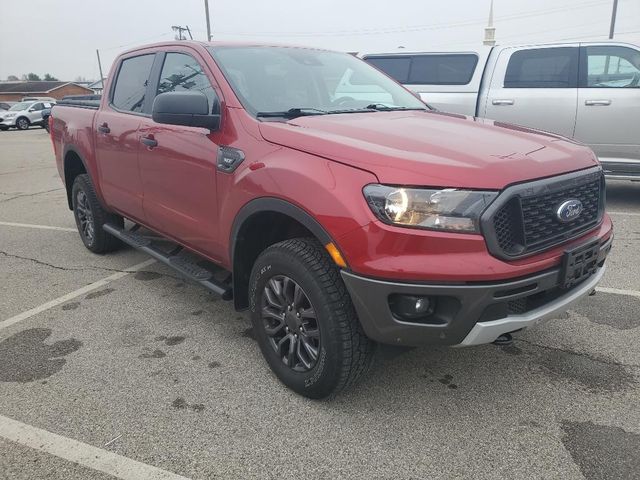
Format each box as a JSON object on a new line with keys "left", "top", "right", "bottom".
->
{"left": 50, "top": 41, "right": 612, "bottom": 398}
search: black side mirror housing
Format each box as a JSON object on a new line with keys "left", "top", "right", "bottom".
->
{"left": 152, "top": 91, "right": 220, "bottom": 131}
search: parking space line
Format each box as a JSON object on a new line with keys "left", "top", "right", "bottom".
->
{"left": 608, "top": 211, "right": 640, "bottom": 217}
{"left": 0, "top": 221, "right": 76, "bottom": 232}
{"left": 0, "top": 414, "right": 190, "bottom": 480}
{"left": 0, "top": 258, "right": 156, "bottom": 332}
{"left": 597, "top": 286, "right": 640, "bottom": 299}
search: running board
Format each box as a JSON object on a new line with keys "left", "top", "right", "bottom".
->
{"left": 103, "top": 223, "right": 232, "bottom": 300}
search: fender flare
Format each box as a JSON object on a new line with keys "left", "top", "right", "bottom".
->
{"left": 62, "top": 145, "right": 91, "bottom": 208}
{"left": 230, "top": 197, "right": 334, "bottom": 262}
{"left": 230, "top": 197, "right": 336, "bottom": 310}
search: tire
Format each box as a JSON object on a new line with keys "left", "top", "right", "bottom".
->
{"left": 16, "top": 117, "right": 29, "bottom": 130}
{"left": 0, "top": 126, "right": 8, "bottom": 131}
{"left": 249, "top": 238, "right": 375, "bottom": 399}
{"left": 71, "top": 174, "right": 123, "bottom": 253}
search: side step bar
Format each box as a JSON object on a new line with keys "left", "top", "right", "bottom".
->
{"left": 103, "top": 224, "right": 232, "bottom": 300}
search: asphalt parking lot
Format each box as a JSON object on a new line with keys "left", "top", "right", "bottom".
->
{"left": 0, "top": 128, "right": 639, "bottom": 480}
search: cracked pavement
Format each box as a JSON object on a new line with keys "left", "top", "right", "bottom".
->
{"left": 1, "top": 128, "right": 640, "bottom": 480}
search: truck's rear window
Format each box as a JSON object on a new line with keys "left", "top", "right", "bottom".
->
{"left": 365, "top": 54, "right": 478, "bottom": 85}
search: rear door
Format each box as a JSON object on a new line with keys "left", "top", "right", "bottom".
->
{"left": 94, "top": 52, "right": 157, "bottom": 222}
{"left": 137, "top": 49, "right": 223, "bottom": 258}
{"left": 574, "top": 44, "right": 640, "bottom": 176}
{"left": 483, "top": 46, "right": 579, "bottom": 137}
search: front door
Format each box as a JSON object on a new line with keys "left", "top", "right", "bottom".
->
{"left": 94, "top": 53, "right": 156, "bottom": 221}
{"left": 574, "top": 45, "right": 640, "bottom": 176}
{"left": 138, "top": 50, "right": 222, "bottom": 258}
{"left": 483, "top": 46, "right": 579, "bottom": 138}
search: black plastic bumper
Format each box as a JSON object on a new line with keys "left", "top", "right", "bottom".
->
{"left": 341, "top": 236, "right": 612, "bottom": 347}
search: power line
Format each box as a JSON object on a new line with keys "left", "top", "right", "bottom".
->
{"left": 211, "top": 0, "right": 609, "bottom": 38}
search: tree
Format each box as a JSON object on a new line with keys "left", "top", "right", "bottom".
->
{"left": 7, "top": 75, "right": 19, "bottom": 81}
{"left": 43, "top": 73, "right": 59, "bottom": 81}
{"left": 25, "top": 73, "right": 41, "bottom": 81}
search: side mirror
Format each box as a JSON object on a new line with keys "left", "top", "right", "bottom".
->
{"left": 152, "top": 91, "right": 220, "bottom": 131}
{"left": 28, "top": 108, "right": 35, "bottom": 112}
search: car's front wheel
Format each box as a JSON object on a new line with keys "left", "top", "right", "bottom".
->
{"left": 249, "top": 238, "right": 375, "bottom": 399}
{"left": 15, "top": 117, "right": 29, "bottom": 130}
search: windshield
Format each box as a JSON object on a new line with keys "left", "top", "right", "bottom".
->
{"left": 208, "top": 46, "right": 427, "bottom": 117}
{"left": 9, "top": 102, "right": 32, "bottom": 111}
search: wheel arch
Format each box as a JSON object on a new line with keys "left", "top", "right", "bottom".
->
{"left": 230, "top": 198, "right": 335, "bottom": 311}
{"left": 62, "top": 146, "right": 89, "bottom": 209}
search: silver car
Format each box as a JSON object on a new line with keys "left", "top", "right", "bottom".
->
{"left": 363, "top": 42, "right": 640, "bottom": 180}
{"left": 0, "top": 100, "right": 56, "bottom": 130}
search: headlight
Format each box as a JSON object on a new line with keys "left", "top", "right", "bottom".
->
{"left": 363, "top": 184, "right": 497, "bottom": 233}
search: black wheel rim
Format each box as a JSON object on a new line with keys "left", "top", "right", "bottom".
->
{"left": 261, "top": 275, "right": 320, "bottom": 372}
{"left": 75, "top": 190, "right": 95, "bottom": 244}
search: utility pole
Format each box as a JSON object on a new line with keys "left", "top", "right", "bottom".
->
{"left": 204, "top": 0, "right": 212, "bottom": 41}
{"left": 172, "top": 25, "right": 192, "bottom": 40}
{"left": 609, "top": 0, "right": 618, "bottom": 39}
{"left": 96, "top": 49, "right": 104, "bottom": 84}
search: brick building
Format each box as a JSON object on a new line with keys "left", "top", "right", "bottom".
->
{"left": 0, "top": 81, "right": 94, "bottom": 101}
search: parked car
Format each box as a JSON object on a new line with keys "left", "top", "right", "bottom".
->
{"left": 41, "top": 108, "right": 51, "bottom": 133}
{"left": 50, "top": 41, "right": 612, "bottom": 398}
{"left": 0, "top": 101, "right": 17, "bottom": 111}
{"left": 363, "top": 42, "right": 640, "bottom": 180}
{"left": 0, "top": 100, "right": 55, "bottom": 130}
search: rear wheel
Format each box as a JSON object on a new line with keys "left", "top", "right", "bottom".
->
{"left": 16, "top": 117, "right": 29, "bottom": 130}
{"left": 249, "top": 238, "right": 375, "bottom": 398}
{"left": 72, "top": 174, "right": 123, "bottom": 253}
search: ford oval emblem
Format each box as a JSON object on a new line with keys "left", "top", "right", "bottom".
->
{"left": 556, "top": 199, "right": 583, "bottom": 223}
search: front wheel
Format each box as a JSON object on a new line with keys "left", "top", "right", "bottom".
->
{"left": 16, "top": 117, "right": 29, "bottom": 130}
{"left": 72, "top": 174, "right": 123, "bottom": 253}
{"left": 249, "top": 238, "right": 375, "bottom": 398}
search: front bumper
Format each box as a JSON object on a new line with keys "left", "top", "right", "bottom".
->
{"left": 0, "top": 117, "right": 16, "bottom": 127}
{"left": 341, "top": 235, "right": 612, "bottom": 347}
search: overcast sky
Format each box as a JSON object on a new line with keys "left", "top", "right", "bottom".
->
{"left": 0, "top": 0, "right": 638, "bottom": 81}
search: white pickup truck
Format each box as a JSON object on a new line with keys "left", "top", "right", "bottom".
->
{"left": 363, "top": 42, "right": 640, "bottom": 180}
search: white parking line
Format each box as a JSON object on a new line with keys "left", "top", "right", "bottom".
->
{"left": 0, "top": 414, "right": 190, "bottom": 480}
{"left": 0, "top": 221, "right": 76, "bottom": 232}
{"left": 0, "top": 258, "right": 156, "bottom": 332}
{"left": 597, "top": 286, "right": 640, "bottom": 299}
{"left": 608, "top": 211, "right": 640, "bottom": 217}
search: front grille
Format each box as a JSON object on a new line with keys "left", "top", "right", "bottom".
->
{"left": 486, "top": 169, "right": 604, "bottom": 258}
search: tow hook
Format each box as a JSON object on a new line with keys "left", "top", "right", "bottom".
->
{"left": 589, "top": 289, "right": 597, "bottom": 296}
{"left": 493, "top": 332, "right": 513, "bottom": 346}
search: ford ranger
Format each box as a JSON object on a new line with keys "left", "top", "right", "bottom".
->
{"left": 50, "top": 41, "right": 613, "bottom": 398}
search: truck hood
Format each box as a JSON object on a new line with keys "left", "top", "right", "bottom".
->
{"left": 257, "top": 110, "right": 599, "bottom": 189}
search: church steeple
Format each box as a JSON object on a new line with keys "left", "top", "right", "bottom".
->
{"left": 483, "top": 0, "right": 496, "bottom": 46}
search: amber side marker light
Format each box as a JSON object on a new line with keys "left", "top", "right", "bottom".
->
{"left": 325, "top": 242, "right": 347, "bottom": 268}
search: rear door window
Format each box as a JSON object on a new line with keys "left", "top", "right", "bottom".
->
{"left": 365, "top": 54, "right": 478, "bottom": 85}
{"left": 504, "top": 47, "right": 578, "bottom": 88}
{"left": 111, "top": 54, "right": 156, "bottom": 113}
{"left": 365, "top": 57, "right": 411, "bottom": 83}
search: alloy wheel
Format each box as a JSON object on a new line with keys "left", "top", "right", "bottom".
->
{"left": 75, "top": 190, "right": 95, "bottom": 244}
{"left": 261, "top": 275, "right": 320, "bottom": 372}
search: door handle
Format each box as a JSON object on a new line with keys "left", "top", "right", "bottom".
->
{"left": 141, "top": 135, "right": 158, "bottom": 148}
{"left": 492, "top": 99, "right": 514, "bottom": 106}
{"left": 97, "top": 123, "right": 110, "bottom": 134}
{"left": 585, "top": 99, "right": 611, "bottom": 106}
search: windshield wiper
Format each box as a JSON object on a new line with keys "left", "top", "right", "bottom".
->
{"left": 256, "top": 107, "right": 327, "bottom": 119}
